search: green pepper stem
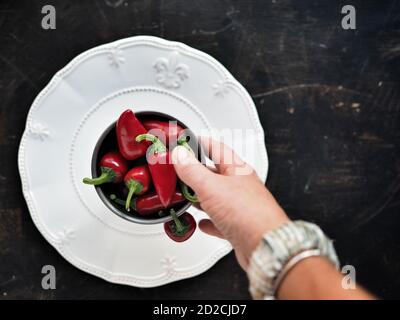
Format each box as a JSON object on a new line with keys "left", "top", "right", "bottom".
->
{"left": 176, "top": 139, "right": 199, "bottom": 203}
{"left": 125, "top": 180, "right": 142, "bottom": 212}
{"left": 83, "top": 171, "right": 110, "bottom": 186}
{"left": 181, "top": 141, "right": 194, "bottom": 154}
{"left": 110, "top": 194, "right": 136, "bottom": 210}
{"left": 180, "top": 181, "right": 199, "bottom": 203}
{"left": 136, "top": 133, "right": 167, "bottom": 153}
{"left": 177, "top": 135, "right": 195, "bottom": 155}
{"left": 136, "top": 133, "right": 158, "bottom": 144}
{"left": 170, "top": 209, "right": 185, "bottom": 234}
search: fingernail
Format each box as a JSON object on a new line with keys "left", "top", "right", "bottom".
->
{"left": 172, "top": 146, "right": 190, "bottom": 164}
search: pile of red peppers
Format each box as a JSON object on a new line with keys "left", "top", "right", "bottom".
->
{"left": 83, "top": 109, "right": 197, "bottom": 242}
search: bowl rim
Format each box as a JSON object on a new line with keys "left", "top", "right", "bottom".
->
{"left": 91, "top": 110, "right": 201, "bottom": 225}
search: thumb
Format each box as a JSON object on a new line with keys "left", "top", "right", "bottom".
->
{"left": 172, "top": 146, "right": 216, "bottom": 196}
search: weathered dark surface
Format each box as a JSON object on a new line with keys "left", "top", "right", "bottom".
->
{"left": 1, "top": 0, "right": 400, "bottom": 299}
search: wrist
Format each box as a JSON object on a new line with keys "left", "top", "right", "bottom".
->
{"left": 247, "top": 212, "right": 290, "bottom": 255}
{"left": 276, "top": 256, "right": 334, "bottom": 299}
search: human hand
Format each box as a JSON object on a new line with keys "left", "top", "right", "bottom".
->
{"left": 172, "top": 137, "right": 290, "bottom": 269}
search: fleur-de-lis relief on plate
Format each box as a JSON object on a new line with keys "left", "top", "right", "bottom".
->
{"left": 108, "top": 47, "right": 125, "bottom": 68}
{"left": 213, "top": 80, "right": 230, "bottom": 97}
{"left": 58, "top": 228, "right": 76, "bottom": 246}
{"left": 160, "top": 254, "right": 177, "bottom": 274}
{"left": 154, "top": 51, "right": 189, "bottom": 89}
{"left": 28, "top": 121, "right": 50, "bottom": 141}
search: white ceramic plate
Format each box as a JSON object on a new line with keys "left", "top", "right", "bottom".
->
{"left": 18, "top": 36, "right": 268, "bottom": 287}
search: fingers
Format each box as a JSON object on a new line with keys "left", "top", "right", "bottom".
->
{"left": 172, "top": 146, "right": 216, "bottom": 196}
{"left": 199, "top": 136, "right": 254, "bottom": 176}
{"left": 199, "top": 219, "right": 225, "bottom": 239}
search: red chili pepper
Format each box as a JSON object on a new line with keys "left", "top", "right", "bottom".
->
{"left": 82, "top": 151, "right": 128, "bottom": 186}
{"left": 135, "top": 133, "right": 177, "bottom": 208}
{"left": 116, "top": 109, "right": 150, "bottom": 160}
{"left": 109, "top": 191, "right": 185, "bottom": 216}
{"left": 135, "top": 191, "right": 185, "bottom": 216}
{"left": 143, "top": 119, "right": 184, "bottom": 146}
{"left": 124, "top": 165, "right": 152, "bottom": 211}
{"left": 164, "top": 209, "right": 197, "bottom": 242}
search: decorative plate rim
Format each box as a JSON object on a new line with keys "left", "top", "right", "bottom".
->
{"left": 18, "top": 35, "right": 268, "bottom": 287}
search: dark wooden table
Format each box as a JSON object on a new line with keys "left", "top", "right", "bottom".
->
{"left": 1, "top": 0, "right": 399, "bottom": 299}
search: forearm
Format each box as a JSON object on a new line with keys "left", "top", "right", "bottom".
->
{"left": 172, "top": 141, "right": 375, "bottom": 300}
{"left": 277, "top": 256, "right": 375, "bottom": 300}
{"left": 247, "top": 218, "right": 375, "bottom": 300}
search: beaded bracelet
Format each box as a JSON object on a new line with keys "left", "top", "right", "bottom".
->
{"left": 247, "top": 220, "right": 340, "bottom": 300}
